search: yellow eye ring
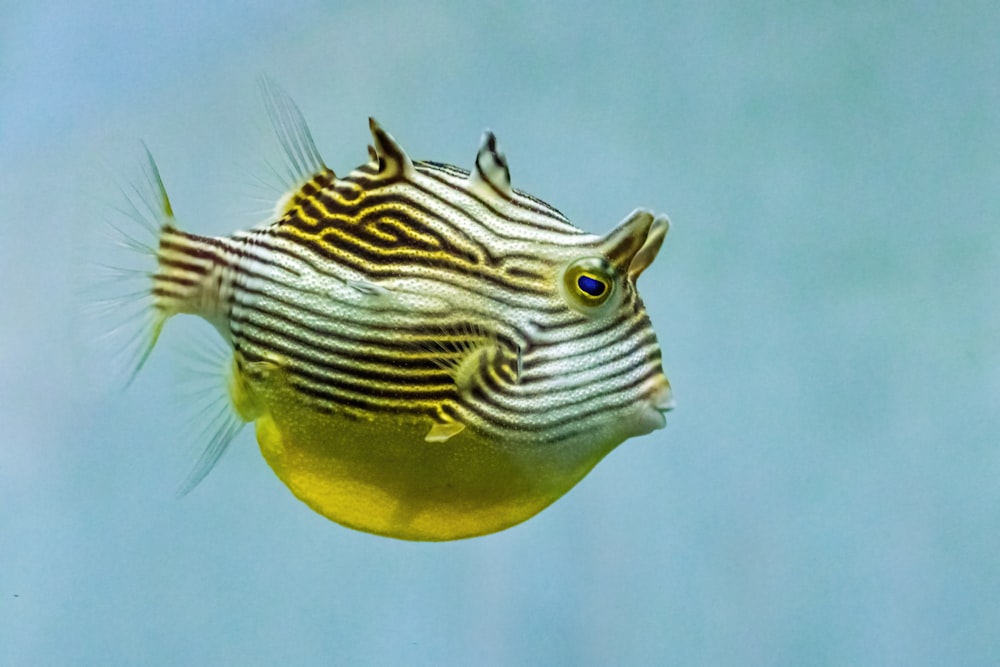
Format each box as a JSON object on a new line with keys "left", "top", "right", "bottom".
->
{"left": 562, "top": 257, "right": 615, "bottom": 310}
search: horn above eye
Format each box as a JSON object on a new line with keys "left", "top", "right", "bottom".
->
{"left": 628, "top": 215, "right": 670, "bottom": 282}
{"left": 598, "top": 209, "right": 655, "bottom": 271}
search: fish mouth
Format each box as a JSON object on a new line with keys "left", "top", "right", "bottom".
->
{"left": 652, "top": 383, "right": 675, "bottom": 416}
{"left": 636, "top": 385, "right": 675, "bottom": 434}
{"left": 655, "top": 393, "right": 676, "bottom": 414}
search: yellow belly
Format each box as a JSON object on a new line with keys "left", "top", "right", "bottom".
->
{"left": 253, "top": 394, "right": 611, "bottom": 541}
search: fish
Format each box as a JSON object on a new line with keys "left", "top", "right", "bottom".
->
{"left": 110, "top": 82, "right": 674, "bottom": 541}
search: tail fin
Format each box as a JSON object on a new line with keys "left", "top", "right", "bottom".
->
{"left": 92, "top": 143, "right": 246, "bottom": 492}
{"left": 99, "top": 144, "right": 237, "bottom": 384}
{"left": 89, "top": 144, "right": 175, "bottom": 387}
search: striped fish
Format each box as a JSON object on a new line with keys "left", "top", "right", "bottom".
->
{"left": 116, "top": 83, "right": 673, "bottom": 541}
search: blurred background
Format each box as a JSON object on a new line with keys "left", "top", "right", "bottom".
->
{"left": 2, "top": 1, "right": 999, "bottom": 664}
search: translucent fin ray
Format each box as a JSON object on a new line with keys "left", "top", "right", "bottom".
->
{"left": 172, "top": 328, "right": 246, "bottom": 496}
{"left": 87, "top": 143, "right": 175, "bottom": 389}
{"left": 176, "top": 407, "right": 245, "bottom": 496}
{"left": 258, "top": 76, "right": 328, "bottom": 190}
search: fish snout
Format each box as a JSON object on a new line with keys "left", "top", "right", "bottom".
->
{"left": 633, "top": 378, "right": 674, "bottom": 435}
{"left": 653, "top": 384, "right": 676, "bottom": 414}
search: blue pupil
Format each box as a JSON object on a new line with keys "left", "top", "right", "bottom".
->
{"left": 577, "top": 275, "right": 606, "bottom": 297}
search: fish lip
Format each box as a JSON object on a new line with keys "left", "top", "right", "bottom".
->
{"left": 633, "top": 405, "right": 667, "bottom": 434}
{"left": 655, "top": 396, "right": 676, "bottom": 413}
{"left": 652, "top": 385, "right": 676, "bottom": 414}
{"left": 648, "top": 389, "right": 675, "bottom": 430}
{"left": 631, "top": 383, "right": 673, "bottom": 435}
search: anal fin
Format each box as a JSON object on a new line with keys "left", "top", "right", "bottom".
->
{"left": 177, "top": 350, "right": 287, "bottom": 496}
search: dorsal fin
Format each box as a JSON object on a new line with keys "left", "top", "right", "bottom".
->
{"left": 258, "top": 77, "right": 329, "bottom": 189}
{"left": 468, "top": 130, "right": 512, "bottom": 199}
{"left": 368, "top": 118, "right": 414, "bottom": 178}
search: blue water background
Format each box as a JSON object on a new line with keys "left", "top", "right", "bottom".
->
{"left": 2, "top": 2, "right": 999, "bottom": 664}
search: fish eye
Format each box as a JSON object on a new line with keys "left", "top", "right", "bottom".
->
{"left": 562, "top": 257, "right": 615, "bottom": 311}
{"left": 577, "top": 274, "right": 606, "bottom": 297}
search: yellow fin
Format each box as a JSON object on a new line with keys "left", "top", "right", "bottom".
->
{"left": 425, "top": 420, "right": 466, "bottom": 443}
